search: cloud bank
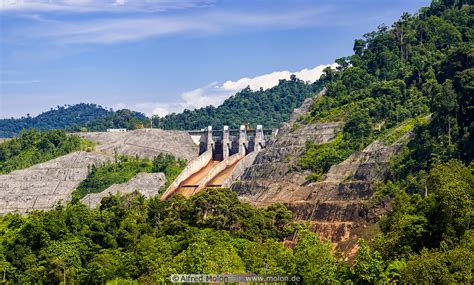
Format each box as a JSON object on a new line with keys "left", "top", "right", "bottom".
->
{"left": 117, "top": 63, "right": 336, "bottom": 117}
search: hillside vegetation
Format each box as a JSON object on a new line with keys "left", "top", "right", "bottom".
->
{"left": 0, "top": 104, "right": 110, "bottom": 138}
{"left": 299, "top": 0, "right": 473, "bottom": 181}
{"left": 0, "top": 129, "right": 92, "bottom": 174}
{"left": 154, "top": 77, "right": 323, "bottom": 130}
{"left": 73, "top": 109, "right": 149, "bottom": 132}
{"left": 299, "top": 0, "right": 474, "bottom": 283}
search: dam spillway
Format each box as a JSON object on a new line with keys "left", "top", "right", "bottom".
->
{"left": 160, "top": 125, "right": 272, "bottom": 200}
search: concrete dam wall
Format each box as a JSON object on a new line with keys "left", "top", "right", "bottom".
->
{"left": 160, "top": 125, "right": 270, "bottom": 200}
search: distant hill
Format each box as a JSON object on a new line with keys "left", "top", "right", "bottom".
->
{"left": 73, "top": 109, "right": 148, "bottom": 132}
{"left": 154, "top": 77, "right": 324, "bottom": 130}
{"left": 0, "top": 76, "right": 321, "bottom": 136}
{"left": 0, "top": 103, "right": 111, "bottom": 137}
{"left": 0, "top": 104, "right": 148, "bottom": 137}
{"left": 1, "top": 77, "right": 323, "bottom": 137}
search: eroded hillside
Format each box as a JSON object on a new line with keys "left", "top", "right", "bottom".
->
{"left": 0, "top": 151, "right": 112, "bottom": 214}
{"left": 233, "top": 90, "right": 417, "bottom": 248}
{"left": 0, "top": 129, "right": 197, "bottom": 213}
{"left": 78, "top": 128, "right": 198, "bottom": 161}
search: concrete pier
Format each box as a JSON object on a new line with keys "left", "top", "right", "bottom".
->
{"left": 254, "top": 124, "right": 265, "bottom": 151}
{"left": 223, "top": 126, "right": 230, "bottom": 159}
{"left": 239, "top": 125, "right": 248, "bottom": 155}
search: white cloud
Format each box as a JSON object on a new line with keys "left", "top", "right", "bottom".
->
{"left": 120, "top": 63, "right": 335, "bottom": 117}
{"left": 221, "top": 64, "right": 338, "bottom": 91}
{"left": 112, "top": 102, "right": 127, "bottom": 110}
{"left": 44, "top": 16, "right": 214, "bottom": 44}
{"left": 0, "top": 0, "right": 214, "bottom": 13}
{"left": 0, "top": 79, "right": 44, "bottom": 84}
{"left": 8, "top": 5, "right": 332, "bottom": 45}
{"left": 114, "top": 0, "right": 126, "bottom": 6}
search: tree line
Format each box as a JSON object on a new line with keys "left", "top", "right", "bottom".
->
{"left": 0, "top": 104, "right": 149, "bottom": 138}
{"left": 154, "top": 77, "right": 324, "bottom": 130}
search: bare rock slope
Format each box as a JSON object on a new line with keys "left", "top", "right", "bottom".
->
{"left": 233, "top": 93, "right": 408, "bottom": 244}
{"left": 78, "top": 128, "right": 198, "bottom": 161}
{"left": 81, "top": 173, "right": 167, "bottom": 209}
{"left": 0, "top": 151, "right": 113, "bottom": 214}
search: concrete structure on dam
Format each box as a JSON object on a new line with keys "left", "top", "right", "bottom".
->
{"left": 161, "top": 125, "right": 272, "bottom": 200}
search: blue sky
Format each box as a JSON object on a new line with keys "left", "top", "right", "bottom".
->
{"left": 0, "top": 0, "right": 430, "bottom": 118}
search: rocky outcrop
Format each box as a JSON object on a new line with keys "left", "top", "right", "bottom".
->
{"left": 81, "top": 172, "right": 167, "bottom": 208}
{"left": 234, "top": 122, "right": 341, "bottom": 205}
{"left": 233, "top": 91, "right": 409, "bottom": 245}
{"left": 0, "top": 151, "right": 113, "bottom": 214}
{"left": 78, "top": 128, "right": 198, "bottom": 161}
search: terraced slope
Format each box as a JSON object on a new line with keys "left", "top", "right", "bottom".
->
{"left": 233, "top": 91, "right": 411, "bottom": 245}
{"left": 78, "top": 128, "right": 198, "bottom": 161}
{"left": 0, "top": 151, "right": 112, "bottom": 214}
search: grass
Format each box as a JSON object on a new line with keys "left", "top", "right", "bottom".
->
{"left": 79, "top": 139, "right": 96, "bottom": 152}
{"left": 380, "top": 116, "right": 430, "bottom": 145}
{"left": 303, "top": 97, "right": 365, "bottom": 124}
{"left": 311, "top": 102, "right": 358, "bottom": 123}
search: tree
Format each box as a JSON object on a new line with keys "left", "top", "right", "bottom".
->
{"left": 352, "top": 240, "right": 385, "bottom": 284}
{"left": 343, "top": 109, "right": 373, "bottom": 147}
{"left": 81, "top": 250, "right": 123, "bottom": 284}
{"left": 293, "top": 230, "right": 339, "bottom": 283}
{"left": 0, "top": 254, "right": 15, "bottom": 283}
{"left": 425, "top": 160, "right": 473, "bottom": 246}
{"left": 40, "top": 240, "right": 83, "bottom": 284}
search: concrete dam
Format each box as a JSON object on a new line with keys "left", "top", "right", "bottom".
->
{"left": 160, "top": 125, "right": 273, "bottom": 200}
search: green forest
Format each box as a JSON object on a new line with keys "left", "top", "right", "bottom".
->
{"left": 0, "top": 104, "right": 149, "bottom": 138}
{"left": 0, "top": 180, "right": 472, "bottom": 284}
{"left": 0, "top": 104, "right": 111, "bottom": 138}
{"left": 0, "top": 189, "right": 335, "bottom": 284}
{"left": 299, "top": 0, "right": 473, "bottom": 182}
{"left": 0, "top": 0, "right": 472, "bottom": 284}
{"left": 298, "top": 0, "right": 474, "bottom": 283}
{"left": 154, "top": 77, "right": 323, "bottom": 130}
{"left": 0, "top": 129, "right": 92, "bottom": 174}
{"left": 73, "top": 109, "right": 149, "bottom": 133}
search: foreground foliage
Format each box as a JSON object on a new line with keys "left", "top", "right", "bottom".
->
{"left": 0, "top": 189, "right": 314, "bottom": 284}
{"left": 1, "top": 182, "right": 471, "bottom": 284}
